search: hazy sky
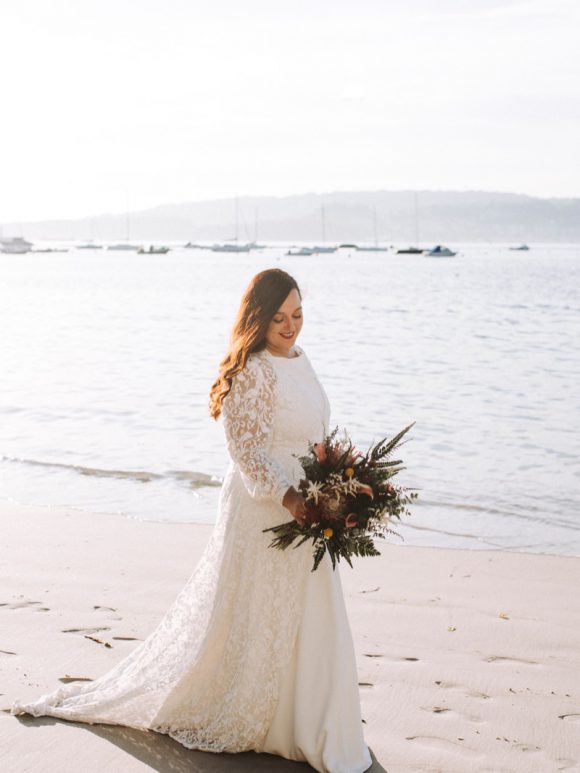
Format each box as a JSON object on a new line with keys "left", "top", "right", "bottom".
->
{"left": 1, "top": 0, "right": 579, "bottom": 221}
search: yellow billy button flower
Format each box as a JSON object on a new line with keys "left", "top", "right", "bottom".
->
{"left": 323, "top": 527, "right": 334, "bottom": 539}
{"left": 345, "top": 467, "right": 355, "bottom": 478}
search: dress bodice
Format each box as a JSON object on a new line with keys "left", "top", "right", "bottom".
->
{"left": 221, "top": 345, "right": 331, "bottom": 504}
{"left": 262, "top": 345, "right": 330, "bottom": 452}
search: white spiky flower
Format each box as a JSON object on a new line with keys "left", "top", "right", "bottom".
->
{"left": 304, "top": 480, "right": 324, "bottom": 504}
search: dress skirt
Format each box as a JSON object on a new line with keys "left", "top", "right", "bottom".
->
{"left": 262, "top": 554, "right": 372, "bottom": 773}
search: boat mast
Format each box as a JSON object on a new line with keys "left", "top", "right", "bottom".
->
{"left": 321, "top": 204, "right": 326, "bottom": 246}
{"left": 125, "top": 194, "right": 130, "bottom": 244}
{"left": 414, "top": 192, "right": 419, "bottom": 247}
{"left": 235, "top": 196, "right": 239, "bottom": 245}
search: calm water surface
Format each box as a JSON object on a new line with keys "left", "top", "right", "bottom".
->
{"left": 1, "top": 243, "right": 579, "bottom": 555}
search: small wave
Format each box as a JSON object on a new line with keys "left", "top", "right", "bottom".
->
{"left": 403, "top": 520, "right": 505, "bottom": 548}
{"left": 165, "top": 470, "right": 222, "bottom": 488}
{"left": 0, "top": 455, "right": 222, "bottom": 488}
{"left": 421, "top": 497, "right": 580, "bottom": 533}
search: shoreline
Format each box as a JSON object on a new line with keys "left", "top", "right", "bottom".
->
{"left": 3, "top": 494, "right": 578, "bottom": 561}
{"left": 1, "top": 500, "right": 580, "bottom": 772}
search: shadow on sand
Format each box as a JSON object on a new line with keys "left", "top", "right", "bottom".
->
{"left": 10, "top": 714, "right": 386, "bottom": 772}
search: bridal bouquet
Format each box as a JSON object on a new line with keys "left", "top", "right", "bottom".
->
{"left": 263, "top": 423, "right": 418, "bottom": 572}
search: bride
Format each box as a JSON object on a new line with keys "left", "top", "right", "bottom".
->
{"left": 11, "top": 268, "right": 373, "bottom": 773}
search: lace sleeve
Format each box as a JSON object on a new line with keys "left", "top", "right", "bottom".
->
{"left": 222, "top": 354, "right": 292, "bottom": 505}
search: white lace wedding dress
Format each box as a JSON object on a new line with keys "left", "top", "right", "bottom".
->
{"left": 11, "top": 345, "right": 372, "bottom": 773}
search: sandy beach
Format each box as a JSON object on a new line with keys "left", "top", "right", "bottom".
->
{"left": 1, "top": 500, "right": 579, "bottom": 773}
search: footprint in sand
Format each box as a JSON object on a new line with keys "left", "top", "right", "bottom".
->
{"left": 0, "top": 601, "right": 50, "bottom": 612}
{"left": 484, "top": 655, "right": 538, "bottom": 665}
{"left": 421, "top": 705, "right": 484, "bottom": 724}
{"left": 112, "top": 636, "right": 141, "bottom": 641}
{"left": 405, "top": 735, "right": 481, "bottom": 757}
{"left": 558, "top": 713, "right": 580, "bottom": 723}
{"left": 433, "top": 682, "right": 491, "bottom": 701}
{"left": 84, "top": 635, "right": 112, "bottom": 648}
{"left": 93, "top": 605, "right": 123, "bottom": 621}
{"left": 364, "top": 654, "right": 419, "bottom": 662}
{"left": 556, "top": 758, "right": 580, "bottom": 771}
{"left": 422, "top": 705, "right": 451, "bottom": 714}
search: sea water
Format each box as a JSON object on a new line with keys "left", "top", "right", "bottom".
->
{"left": 1, "top": 243, "right": 578, "bottom": 555}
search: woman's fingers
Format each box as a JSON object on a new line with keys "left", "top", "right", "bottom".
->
{"left": 296, "top": 501, "right": 306, "bottom": 527}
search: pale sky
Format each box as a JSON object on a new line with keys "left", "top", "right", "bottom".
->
{"left": 1, "top": 0, "right": 579, "bottom": 221}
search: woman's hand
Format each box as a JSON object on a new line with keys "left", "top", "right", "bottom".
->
{"left": 282, "top": 486, "right": 307, "bottom": 527}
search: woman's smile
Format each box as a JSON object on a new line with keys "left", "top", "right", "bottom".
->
{"left": 265, "top": 287, "right": 304, "bottom": 356}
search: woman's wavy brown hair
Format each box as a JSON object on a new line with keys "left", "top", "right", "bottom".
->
{"left": 209, "top": 268, "right": 301, "bottom": 420}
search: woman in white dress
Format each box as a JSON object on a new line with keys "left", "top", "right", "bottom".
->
{"left": 11, "top": 268, "right": 373, "bottom": 773}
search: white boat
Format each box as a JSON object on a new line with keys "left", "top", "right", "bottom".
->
{"left": 77, "top": 243, "right": 103, "bottom": 250}
{"left": 286, "top": 245, "right": 338, "bottom": 256}
{"left": 210, "top": 243, "right": 251, "bottom": 253}
{"left": 425, "top": 245, "right": 456, "bottom": 257}
{"left": 138, "top": 245, "right": 170, "bottom": 254}
{"left": 0, "top": 237, "right": 33, "bottom": 254}
{"left": 286, "top": 247, "right": 316, "bottom": 256}
{"left": 32, "top": 248, "right": 69, "bottom": 253}
{"left": 311, "top": 245, "right": 337, "bottom": 254}
{"left": 107, "top": 244, "right": 141, "bottom": 251}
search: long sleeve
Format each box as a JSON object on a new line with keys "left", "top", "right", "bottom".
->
{"left": 222, "top": 354, "right": 292, "bottom": 504}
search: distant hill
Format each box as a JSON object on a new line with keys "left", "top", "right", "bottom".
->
{"left": 3, "top": 190, "right": 580, "bottom": 243}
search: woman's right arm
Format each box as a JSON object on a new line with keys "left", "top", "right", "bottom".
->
{"left": 222, "top": 356, "right": 298, "bottom": 510}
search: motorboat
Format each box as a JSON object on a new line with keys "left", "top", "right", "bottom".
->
{"left": 0, "top": 237, "right": 33, "bottom": 254}
{"left": 31, "top": 248, "right": 69, "bottom": 253}
{"left": 396, "top": 246, "right": 423, "bottom": 254}
{"left": 107, "top": 244, "right": 141, "bottom": 251}
{"left": 77, "top": 243, "right": 103, "bottom": 250}
{"left": 138, "top": 246, "right": 170, "bottom": 254}
{"left": 356, "top": 245, "right": 389, "bottom": 252}
{"left": 311, "top": 245, "right": 337, "bottom": 253}
{"left": 286, "top": 247, "right": 316, "bottom": 256}
{"left": 286, "top": 246, "right": 337, "bottom": 256}
{"left": 425, "top": 245, "right": 456, "bottom": 257}
{"left": 509, "top": 244, "right": 530, "bottom": 251}
{"left": 210, "top": 243, "right": 251, "bottom": 253}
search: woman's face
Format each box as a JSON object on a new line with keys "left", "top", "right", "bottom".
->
{"left": 265, "top": 288, "right": 303, "bottom": 357}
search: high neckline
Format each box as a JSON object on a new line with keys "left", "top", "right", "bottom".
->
{"left": 264, "top": 345, "right": 303, "bottom": 360}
